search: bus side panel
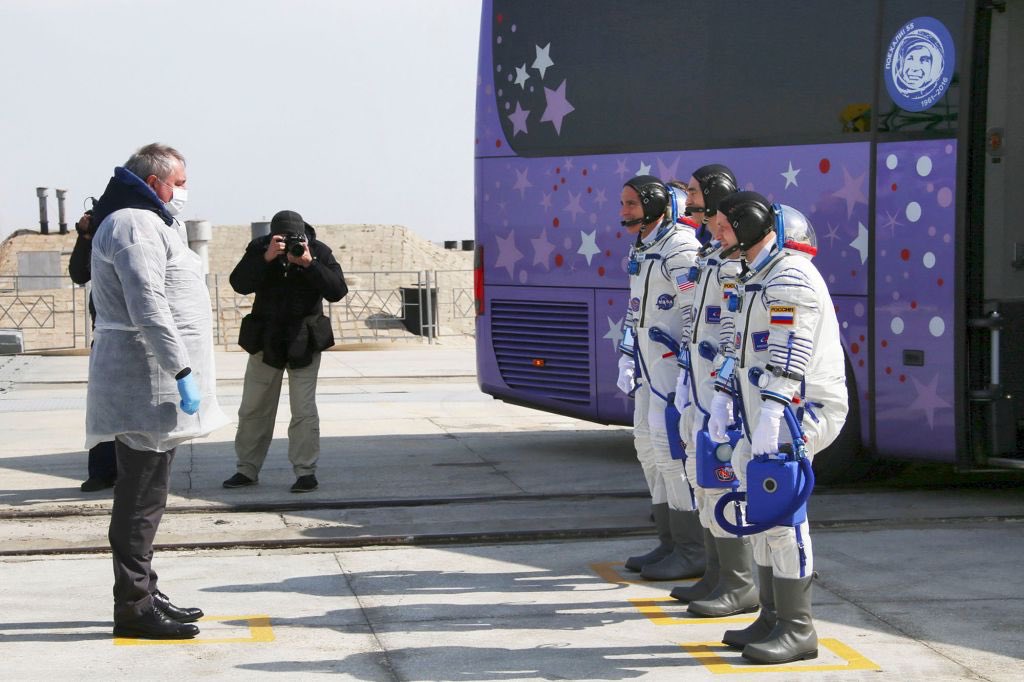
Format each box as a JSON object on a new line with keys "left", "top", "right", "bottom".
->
{"left": 477, "top": 284, "right": 601, "bottom": 423}
{"left": 595, "top": 287, "right": 633, "bottom": 426}
{"left": 834, "top": 293, "right": 871, "bottom": 447}
{"left": 873, "top": 139, "right": 958, "bottom": 461}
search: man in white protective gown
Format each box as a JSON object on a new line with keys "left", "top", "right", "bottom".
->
{"left": 706, "top": 191, "right": 848, "bottom": 664}
{"left": 615, "top": 174, "right": 704, "bottom": 581}
{"left": 86, "top": 143, "right": 227, "bottom": 640}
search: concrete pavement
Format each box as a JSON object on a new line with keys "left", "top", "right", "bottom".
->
{"left": 1, "top": 343, "right": 1023, "bottom": 680}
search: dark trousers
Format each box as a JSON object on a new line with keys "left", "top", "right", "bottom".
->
{"left": 88, "top": 440, "right": 117, "bottom": 481}
{"left": 109, "top": 439, "right": 174, "bottom": 620}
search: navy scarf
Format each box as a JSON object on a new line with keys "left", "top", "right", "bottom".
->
{"left": 91, "top": 167, "right": 174, "bottom": 228}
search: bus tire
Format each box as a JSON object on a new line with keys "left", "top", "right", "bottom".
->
{"left": 812, "top": 354, "right": 864, "bottom": 486}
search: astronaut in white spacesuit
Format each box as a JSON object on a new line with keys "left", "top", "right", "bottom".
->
{"left": 667, "top": 164, "right": 762, "bottom": 620}
{"left": 615, "top": 174, "right": 704, "bottom": 581}
{"left": 707, "top": 191, "right": 848, "bottom": 664}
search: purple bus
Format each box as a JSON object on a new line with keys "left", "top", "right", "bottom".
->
{"left": 473, "top": 0, "right": 1024, "bottom": 480}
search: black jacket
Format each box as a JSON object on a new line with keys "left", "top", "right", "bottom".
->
{"left": 230, "top": 224, "right": 347, "bottom": 369}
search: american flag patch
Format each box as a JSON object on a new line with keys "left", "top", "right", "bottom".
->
{"left": 770, "top": 305, "right": 796, "bottom": 325}
{"left": 676, "top": 274, "right": 695, "bottom": 293}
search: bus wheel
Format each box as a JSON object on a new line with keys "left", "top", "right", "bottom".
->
{"left": 812, "top": 354, "right": 864, "bottom": 486}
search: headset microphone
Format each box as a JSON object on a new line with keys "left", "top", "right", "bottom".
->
{"left": 620, "top": 217, "right": 645, "bottom": 227}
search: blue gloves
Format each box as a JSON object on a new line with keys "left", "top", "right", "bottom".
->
{"left": 177, "top": 373, "right": 201, "bottom": 415}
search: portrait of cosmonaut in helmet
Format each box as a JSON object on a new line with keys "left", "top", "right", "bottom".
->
{"left": 891, "top": 28, "right": 946, "bottom": 100}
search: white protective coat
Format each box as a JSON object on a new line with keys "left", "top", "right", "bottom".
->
{"left": 626, "top": 221, "right": 700, "bottom": 512}
{"left": 727, "top": 246, "right": 848, "bottom": 578}
{"left": 86, "top": 210, "right": 228, "bottom": 452}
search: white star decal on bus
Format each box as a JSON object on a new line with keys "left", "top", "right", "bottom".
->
{"left": 531, "top": 228, "right": 556, "bottom": 269}
{"left": 514, "top": 64, "right": 530, "bottom": 89}
{"left": 615, "top": 159, "right": 629, "bottom": 180}
{"left": 657, "top": 157, "right": 681, "bottom": 182}
{"left": 512, "top": 167, "right": 532, "bottom": 198}
{"left": 532, "top": 43, "right": 554, "bottom": 79}
{"left": 494, "top": 230, "right": 523, "bottom": 278}
{"left": 636, "top": 162, "right": 651, "bottom": 176}
{"left": 594, "top": 189, "right": 608, "bottom": 207}
{"left": 881, "top": 210, "right": 903, "bottom": 237}
{"left": 539, "top": 192, "right": 552, "bottom": 212}
{"left": 540, "top": 80, "right": 574, "bottom": 135}
{"left": 824, "top": 223, "right": 841, "bottom": 248}
{"left": 578, "top": 229, "right": 601, "bottom": 265}
{"left": 781, "top": 161, "right": 801, "bottom": 188}
{"left": 909, "top": 374, "right": 951, "bottom": 429}
{"left": 850, "top": 222, "right": 869, "bottom": 264}
{"left": 604, "top": 316, "right": 625, "bottom": 350}
{"left": 833, "top": 166, "right": 868, "bottom": 219}
{"left": 508, "top": 102, "right": 530, "bottom": 136}
{"left": 565, "top": 191, "right": 585, "bottom": 222}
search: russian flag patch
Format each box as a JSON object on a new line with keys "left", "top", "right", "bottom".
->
{"left": 770, "top": 305, "right": 795, "bottom": 325}
{"left": 676, "top": 274, "right": 695, "bottom": 293}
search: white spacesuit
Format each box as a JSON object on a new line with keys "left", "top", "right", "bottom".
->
{"left": 708, "top": 193, "right": 848, "bottom": 665}
{"left": 616, "top": 175, "right": 702, "bottom": 581}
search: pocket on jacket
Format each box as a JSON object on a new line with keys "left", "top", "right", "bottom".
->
{"left": 312, "top": 314, "right": 335, "bottom": 352}
{"left": 238, "top": 314, "right": 265, "bottom": 355}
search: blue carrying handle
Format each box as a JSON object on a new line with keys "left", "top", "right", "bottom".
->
{"left": 713, "top": 457, "right": 815, "bottom": 536}
{"left": 712, "top": 402, "right": 815, "bottom": 535}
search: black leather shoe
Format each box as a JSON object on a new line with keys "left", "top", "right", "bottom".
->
{"left": 290, "top": 474, "right": 318, "bottom": 493}
{"left": 223, "top": 472, "right": 258, "bottom": 488}
{"left": 113, "top": 606, "right": 199, "bottom": 639}
{"left": 152, "top": 590, "right": 204, "bottom": 623}
{"left": 80, "top": 477, "right": 115, "bottom": 492}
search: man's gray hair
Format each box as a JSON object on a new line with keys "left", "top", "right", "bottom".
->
{"left": 124, "top": 143, "right": 186, "bottom": 181}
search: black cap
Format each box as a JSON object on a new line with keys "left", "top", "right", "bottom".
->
{"left": 270, "top": 210, "right": 306, "bottom": 236}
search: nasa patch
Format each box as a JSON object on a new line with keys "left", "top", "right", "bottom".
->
{"left": 630, "top": 297, "right": 641, "bottom": 312}
{"left": 705, "top": 306, "right": 722, "bottom": 324}
{"left": 657, "top": 293, "right": 676, "bottom": 310}
{"left": 752, "top": 331, "right": 770, "bottom": 351}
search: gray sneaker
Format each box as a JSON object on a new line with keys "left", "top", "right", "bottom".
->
{"left": 290, "top": 475, "right": 318, "bottom": 493}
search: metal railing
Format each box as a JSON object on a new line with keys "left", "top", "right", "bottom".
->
{"left": 0, "top": 270, "right": 474, "bottom": 354}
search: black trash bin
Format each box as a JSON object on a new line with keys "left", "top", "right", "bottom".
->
{"left": 400, "top": 287, "right": 438, "bottom": 336}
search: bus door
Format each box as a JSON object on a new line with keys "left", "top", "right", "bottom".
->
{"left": 970, "top": 0, "right": 1024, "bottom": 467}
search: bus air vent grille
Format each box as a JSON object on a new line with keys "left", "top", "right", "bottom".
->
{"left": 490, "top": 299, "right": 591, "bottom": 405}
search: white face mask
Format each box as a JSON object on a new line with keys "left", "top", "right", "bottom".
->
{"left": 165, "top": 186, "right": 188, "bottom": 216}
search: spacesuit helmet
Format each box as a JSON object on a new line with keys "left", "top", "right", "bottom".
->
{"left": 718, "top": 190, "right": 775, "bottom": 255}
{"left": 779, "top": 204, "right": 818, "bottom": 258}
{"left": 622, "top": 175, "right": 670, "bottom": 227}
{"left": 688, "top": 164, "right": 738, "bottom": 217}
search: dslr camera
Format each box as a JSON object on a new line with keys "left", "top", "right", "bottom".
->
{"left": 284, "top": 234, "right": 307, "bottom": 258}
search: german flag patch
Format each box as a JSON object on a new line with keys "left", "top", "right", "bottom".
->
{"left": 770, "top": 305, "right": 795, "bottom": 325}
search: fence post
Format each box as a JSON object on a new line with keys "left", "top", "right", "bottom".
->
{"left": 427, "top": 269, "right": 436, "bottom": 343}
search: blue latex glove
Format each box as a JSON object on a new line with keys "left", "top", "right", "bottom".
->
{"left": 177, "top": 373, "right": 201, "bottom": 415}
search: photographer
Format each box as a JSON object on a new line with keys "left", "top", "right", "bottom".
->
{"left": 223, "top": 209, "right": 347, "bottom": 493}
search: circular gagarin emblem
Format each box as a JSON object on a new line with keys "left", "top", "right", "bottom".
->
{"left": 884, "top": 17, "right": 955, "bottom": 112}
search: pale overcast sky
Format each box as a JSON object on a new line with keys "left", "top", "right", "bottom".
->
{"left": 0, "top": 0, "right": 481, "bottom": 244}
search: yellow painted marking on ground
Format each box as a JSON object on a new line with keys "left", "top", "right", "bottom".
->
{"left": 630, "top": 597, "right": 756, "bottom": 625}
{"left": 113, "top": 615, "right": 275, "bottom": 646}
{"left": 589, "top": 561, "right": 699, "bottom": 587}
{"left": 679, "top": 638, "right": 881, "bottom": 673}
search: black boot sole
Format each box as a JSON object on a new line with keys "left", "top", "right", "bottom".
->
{"left": 112, "top": 626, "right": 198, "bottom": 640}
